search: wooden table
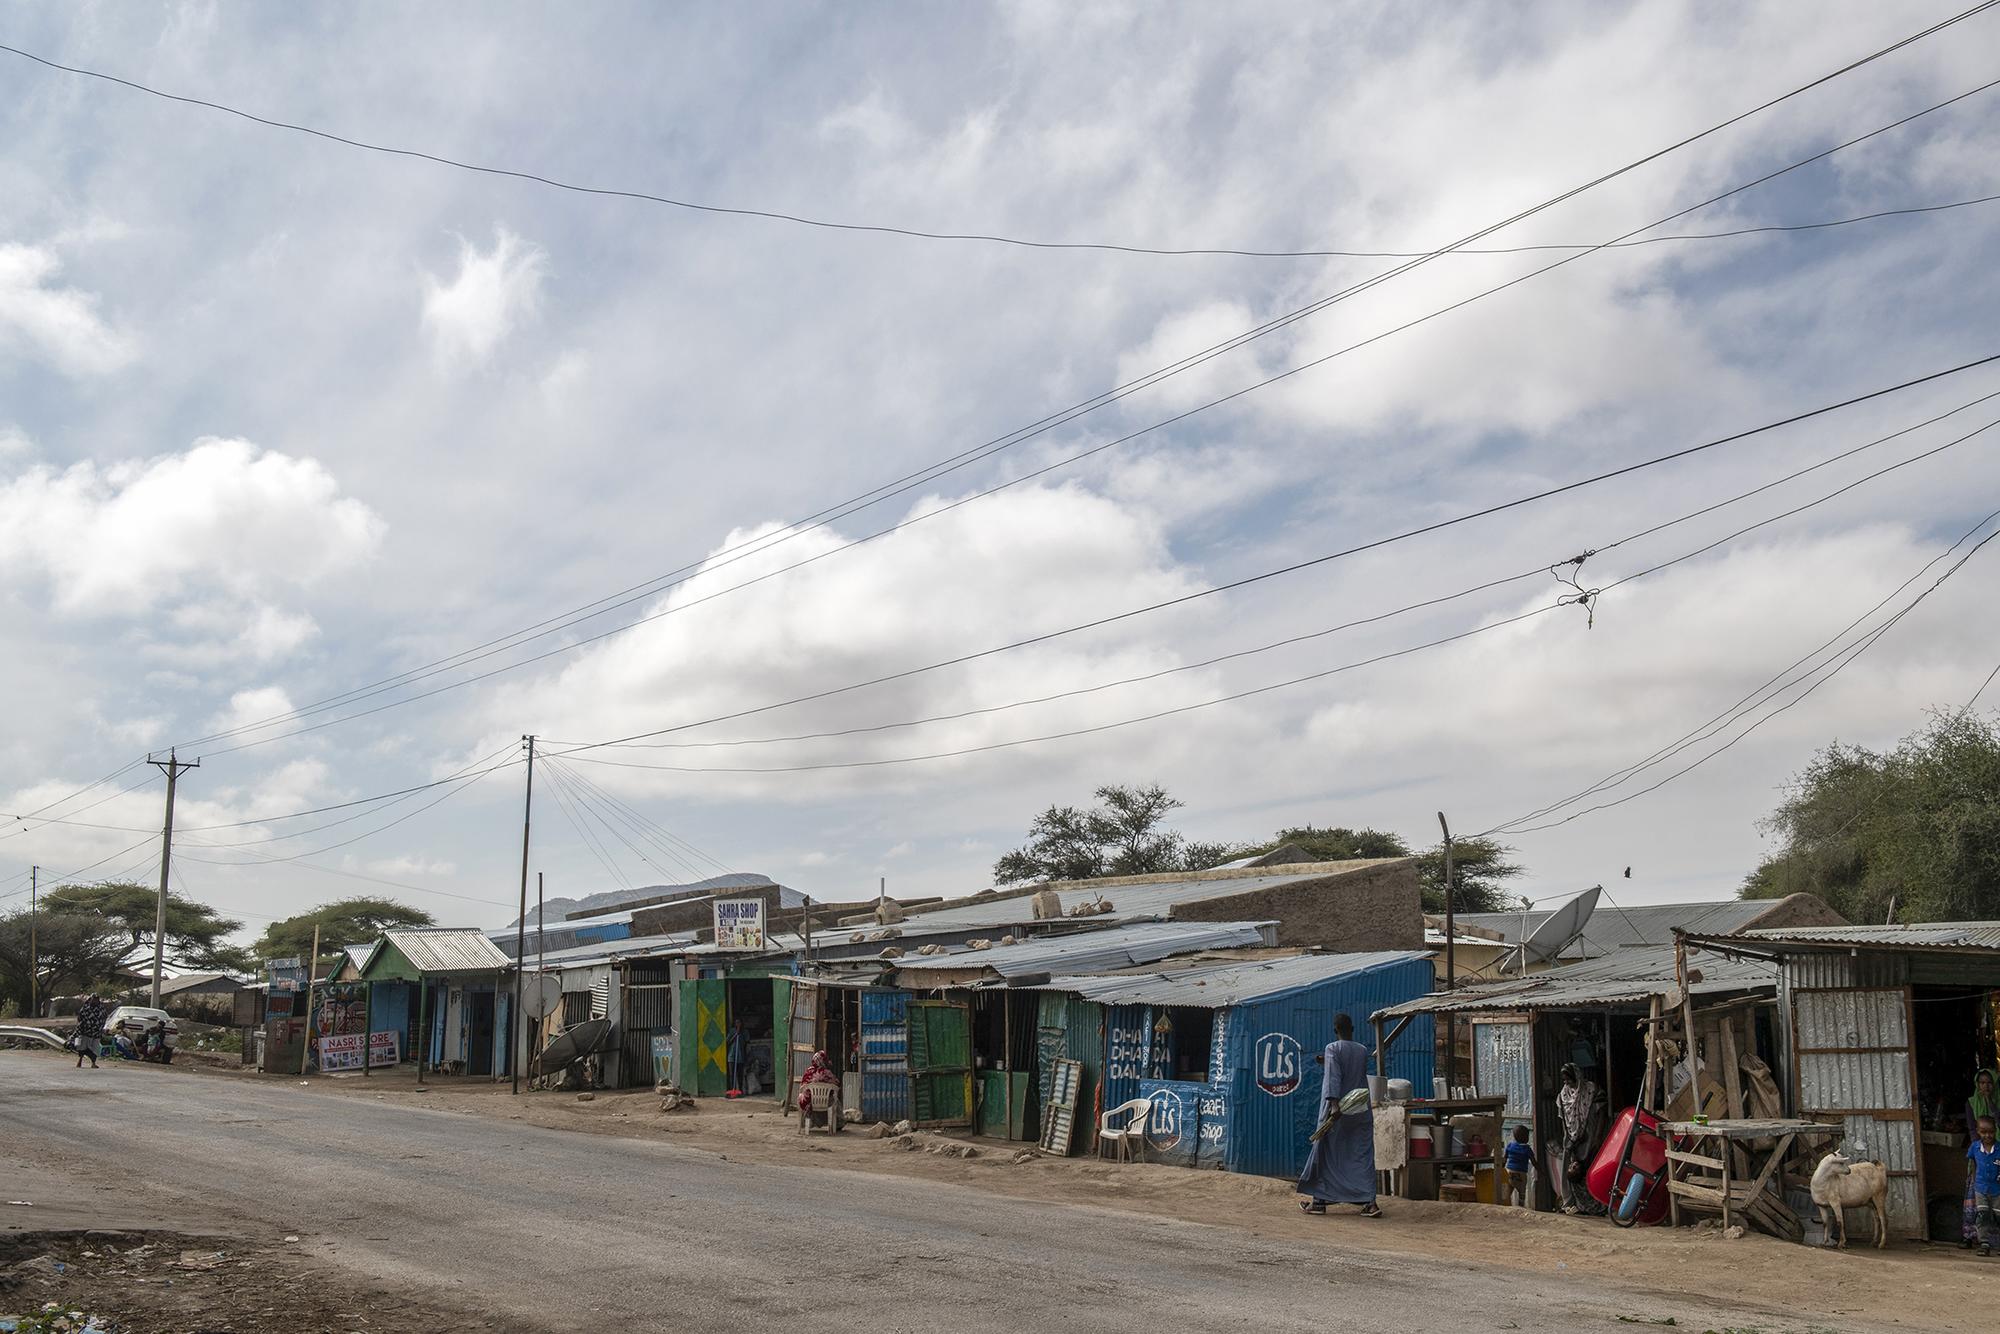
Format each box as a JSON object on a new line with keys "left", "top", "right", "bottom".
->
{"left": 1662, "top": 1118, "right": 1838, "bottom": 1240}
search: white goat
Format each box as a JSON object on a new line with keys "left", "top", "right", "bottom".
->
{"left": 1810, "top": 1150, "right": 1889, "bottom": 1249}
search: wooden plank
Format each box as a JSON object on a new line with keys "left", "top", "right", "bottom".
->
{"left": 1743, "top": 1132, "right": 1795, "bottom": 1204}
{"left": 1666, "top": 1148, "right": 1725, "bottom": 1171}
{"left": 1668, "top": 1180, "right": 1728, "bottom": 1204}
{"left": 1721, "top": 1138, "right": 1733, "bottom": 1231}
{"left": 1719, "top": 1021, "right": 1745, "bottom": 1120}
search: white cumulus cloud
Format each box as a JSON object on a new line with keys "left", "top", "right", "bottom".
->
{"left": 0, "top": 243, "right": 135, "bottom": 375}
{"left": 421, "top": 227, "right": 548, "bottom": 368}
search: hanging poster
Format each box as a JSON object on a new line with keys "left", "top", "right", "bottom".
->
{"left": 319, "top": 1031, "right": 400, "bottom": 1071}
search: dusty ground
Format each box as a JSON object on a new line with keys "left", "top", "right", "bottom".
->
{"left": 0, "top": 1227, "right": 487, "bottom": 1334}
{"left": 5, "top": 1049, "right": 1982, "bottom": 1331}
{"left": 294, "top": 1064, "right": 1991, "bottom": 1332}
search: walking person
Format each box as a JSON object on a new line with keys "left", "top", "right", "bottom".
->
{"left": 1296, "top": 1013, "right": 1381, "bottom": 1218}
{"left": 72, "top": 992, "right": 107, "bottom": 1070}
{"left": 1967, "top": 1070, "right": 2000, "bottom": 1247}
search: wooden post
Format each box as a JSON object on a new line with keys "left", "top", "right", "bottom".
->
{"left": 297, "top": 923, "right": 321, "bottom": 1077}
{"left": 1004, "top": 994, "right": 1015, "bottom": 1141}
{"left": 1639, "top": 994, "right": 1662, "bottom": 1112}
{"left": 361, "top": 977, "right": 372, "bottom": 1078}
{"left": 1721, "top": 1133, "right": 1734, "bottom": 1231}
{"left": 1373, "top": 1017, "right": 1387, "bottom": 1077}
{"left": 416, "top": 974, "right": 428, "bottom": 1088}
{"left": 1438, "top": 812, "right": 1456, "bottom": 1092}
{"left": 1675, "top": 937, "right": 1706, "bottom": 1121}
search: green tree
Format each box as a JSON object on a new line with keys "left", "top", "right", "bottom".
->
{"left": 38, "top": 882, "right": 251, "bottom": 974}
{"left": 1218, "top": 823, "right": 1523, "bottom": 912}
{"left": 0, "top": 882, "right": 251, "bottom": 1016}
{"left": 252, "top": 897, "right": 435, "bottom": 964}
{"left": 1743, "top": 710, "right": 2000, "bottom": 922}
{"left": 994, "top": 784, "right": 1195, "bottom": 883}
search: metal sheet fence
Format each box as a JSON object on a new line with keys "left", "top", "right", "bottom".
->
{"left": 860, "top": 989, "right": 910, "bottom": 1124}
{"left": 1035, "top": 992, "right": 1104, "bottom": 1154}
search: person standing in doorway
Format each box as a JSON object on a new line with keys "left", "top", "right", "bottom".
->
{"left": 1296, "top": 1013, "right": 1381, "bottom": 1218}
{"left": 72, "top": 992, "right": 107, "bottom": 1070}
{"left": 726, "top": 1015, "right": 745, "bottom": 1093}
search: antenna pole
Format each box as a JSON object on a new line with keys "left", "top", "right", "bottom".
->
{"left": 1437, "top": 811, "right": 1456, "bottom": 1094}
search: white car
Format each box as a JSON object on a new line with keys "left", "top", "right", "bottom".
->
{"left": 104, "top": 1006, "right": 179, "bottom": 1060}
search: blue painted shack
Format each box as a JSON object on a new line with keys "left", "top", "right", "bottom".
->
{"left": 1039, "top": 951, "right": 1436, "bottom": 1177}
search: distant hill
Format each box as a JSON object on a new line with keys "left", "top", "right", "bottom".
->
{"left": 506, "top": 873, "right": 800, "bottom": 928}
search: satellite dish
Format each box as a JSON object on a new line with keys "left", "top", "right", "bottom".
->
{"left": 1501, "top": 885, "right": 1600, "bottom": 975}
{"left": 517, "top": 972, "right": 563, "bottom": 1014}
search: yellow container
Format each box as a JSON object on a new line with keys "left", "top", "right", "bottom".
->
{"left": 1473, "top": 1163, "right": 1499, "bottom": 1205}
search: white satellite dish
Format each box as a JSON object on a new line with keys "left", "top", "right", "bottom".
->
{"left": 1501, "top": 885, "right": 1600, "bottom": 975}
{"left": 516, "top": 972, "right": 563, "bottom": 1013}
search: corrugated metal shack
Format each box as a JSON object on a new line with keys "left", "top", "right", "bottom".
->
{"left": 887, "top": 921, "right": 1282, "bottom": 1143}
{"left": 357, "top": 928, "right": 516, "bottom": 1078}
{"left": 1372, "top": 945, "right": 1777, "bottom": 1210}
{"left": 1683, "top": 922, "right": 2000, "bottom": 1242}
{"left": 1027, "top": 951, "right": 1437, "bottom": 1177}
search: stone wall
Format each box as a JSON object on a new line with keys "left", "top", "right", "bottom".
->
{"left": 1165, "top": 858, "right": 1424, "bottom": 951}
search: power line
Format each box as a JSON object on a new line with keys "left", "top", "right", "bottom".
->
{"left": 545, "top": 758, "right": 738, "bottom": 880}
{"left": 1484, "top": 507, "right": 2000, "bottom": 835}
{"left": 1494, "top": 522, "right": 2000, "bottom": 835}
{"left": 6, "top": 4, "right": 1993, "bottom": 257}
{"left": 156, "top": 46, "right": 2000, "bottom": 758}
{"left": 536, "top": 354, "right": 2000, "bottom": 759}
{"left": 1967, "top": 659, "right": 2000, "bottom": 711}
{"left": 547, "top": 457, "right": 1995, "bottom": 777}
{"left": 548, "top": 394, "right": 2000, "bottom": 754}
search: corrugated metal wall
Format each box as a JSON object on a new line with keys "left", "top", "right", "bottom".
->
{"left": 1790, "top": 980, "right": 1923, "bottom": 1238}
{"left": 1100, "top": 1004, "right": 1153, "bottom": 1115}
{"left": 1223, "top": 955, "right": 1436, "bottom": 1179}
{"left": 1472, "top": 1020, "right": 1532, "bottom": 1121}
{"left": 1035, "top": 992, "right": 1104, "bottom": 1154}
{"left": 860, "top": 989, "right": 910, "bottom": 1124}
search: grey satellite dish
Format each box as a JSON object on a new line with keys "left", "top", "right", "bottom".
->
{"left": 517, "top": 972, "right": 563, "bottom": 1014}
{"left": 1501, "top": 885, "right": 1600, "bottom": 975}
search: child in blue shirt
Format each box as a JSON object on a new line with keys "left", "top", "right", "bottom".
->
{"left": 1970, "top": 1116, "right": 2000, "bottom": 1255}
{"left": 1504, "top": 1124, "right": 1534, "bottom": 1207}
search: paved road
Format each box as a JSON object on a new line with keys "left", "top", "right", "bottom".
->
{"left": 0, "top": 1054, "right": 1897, "bottom": 1332}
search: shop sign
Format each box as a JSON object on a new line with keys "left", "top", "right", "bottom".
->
{"left": 319, "top": 1030, "right": 400, "bottom": 1072}
{"left": 1255, "top": 1032, "right": 1303, "bottom": 1096}
{"left": 713, "top": 897, "right": 766, "bottom": 950}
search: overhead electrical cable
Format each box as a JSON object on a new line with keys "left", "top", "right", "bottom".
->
{"left": 528, "top": 355, "right": 2000, "bottom": 759}
{"left": 1483, "top": 507, "right": 2000, "bottom": 835}
{"left": 545, "top": 758, "right": 739, "bottom": 879}
{"left": 157, "top": 37, "right": 2000, "bottom": 756}
{"left": 0, "top": 833, "right": 160, "bottom": 904}
{"left": 5, "top": 4, "right": 1993, "bottom": 257}
{"left": 550, "top": 471, "right": 1996, "bottom": 777}
{"left": 543, "top": 406, "right": 2000, "bottom": 753}
{"left": 1492, "top": 525, "right": 2000, "bottom": 834}
{"left": 175, "top": 759, "right": 507, "bottom": 870}
{"left": 538, "top": 759, "right": 635, "bottom": 891}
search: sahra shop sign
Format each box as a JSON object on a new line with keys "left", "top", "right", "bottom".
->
{"left": 713, "top": 897, "right": 766, "bottom": 950}
{"left": 319, "top": 1031, "right": 400, "bottom": 1072}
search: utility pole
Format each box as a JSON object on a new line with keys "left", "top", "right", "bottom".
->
{"left": 146, "top": 749, "right": 198, "bottom": 1008}
{"left": 1437, "top": 811, "right": 1456, "bottom": 1095}
{"left": 534, "top": 870, "right": 546, "bottom": 1071}
{"left": 512, "top": 735, "right": 535, "bottom": 1095}
{"left": 28, "top": 866, "right": 37, "bottom": 1019}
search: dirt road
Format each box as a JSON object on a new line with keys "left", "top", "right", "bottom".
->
{"left": 0, "top": 1052, "right": 1956, "bottom": 1331}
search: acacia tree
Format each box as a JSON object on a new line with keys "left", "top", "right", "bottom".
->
{"left": 1204, "top": 823, "right": 1524, "bottom": 912}
{"left": 994, "top": 784, "right": 1195, "bottom": 884}
{"left": 1743, "top": 710, "right": 2000, "bottom": 922}
{"left": 252, "top": 897, "right": 435, "bottom": 964}
{"left": 0, "top": 882, "right": 249, "bottom": 1015}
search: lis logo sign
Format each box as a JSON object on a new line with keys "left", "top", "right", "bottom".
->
{"left": 1255, "top": 1033, "right": 1302, "bottom": 1096}
{"left": 1148, "top": 1090, "right": 1185, "bottom": 1150}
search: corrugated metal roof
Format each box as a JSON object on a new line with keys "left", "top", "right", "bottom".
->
{"left": 529, "top": 932, "right": 700, "bottom": 970}
{"left": 1724, "top": 922, "right": 2000, "bottom": 951}
{"left": 1458, "top": 899, "right": 1782, "bottom": 959}
{"left": 891, "top": 864, "right": 1397, "bottom": 933}
{"left": 381, "top": 928, "right": 513, "bottom": 974}
{"left": 1371, "top": 944, "right": 1776, "bottom": 1017}
{"left": 1038, "top": 950, "right": 1433, "bottom": 1009}
{"left": 893, "top": 920, "right": 1277, "bottom": 981}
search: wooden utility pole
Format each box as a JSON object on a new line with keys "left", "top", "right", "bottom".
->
{"left": 512, "top": 735, "right": 536, "bottom": 1095}
{"left": 1437, "top": 811, "right": 1456, "bottom": 1094}
{"left": 298, "top": 921, "right": 322, "bottom": 1077}
{"left": 146, "top": 750, "right": 198, "bottom": 1008}
{"left": 28, "top": 866, "right": 38, "bottom": 1018}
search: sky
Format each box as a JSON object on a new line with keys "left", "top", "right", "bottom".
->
{"left": 2, "top": 1, "right": 1997, "bottom": 946}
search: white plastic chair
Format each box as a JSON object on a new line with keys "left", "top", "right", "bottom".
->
{"left": 1098, "top": 1096, "right": 1153, "bottom": 1163}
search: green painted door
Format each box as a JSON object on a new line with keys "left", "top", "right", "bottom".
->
{"left": 770, "top": 977, "right": 793, "bottom": 1102}
{"left": 908, "top": 999, "right": 973, "bottom": 1127}
{"left": 678, "top": 978, "right": 728, "bottom": 1096}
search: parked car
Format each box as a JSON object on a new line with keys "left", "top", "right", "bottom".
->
{"left": 104, "top": 1006, "right": 178, "bottom": 1061}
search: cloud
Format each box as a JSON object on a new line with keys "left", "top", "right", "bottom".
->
{"left": 363, "top": 854, "right": 459, "bottom": 877}
{"left": 0, "top": 437, "right": 383, "bottom": 618}
{"left": 883, "top": 840, "right": 915, "bottom": 859}
{"left": 0, "top": 243, "right": 134, "bottom": 375}
{"left": 0, "top": 425, "right": 32, "bottom": 459}
{"left": 205, "top": 686, "right": 296, "bottom": 737}
{"left": 797, "top": 850, "right": 833, "bottom": 867}
{"left": 421, "top": 227, "right": 548, "bottom": 368}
